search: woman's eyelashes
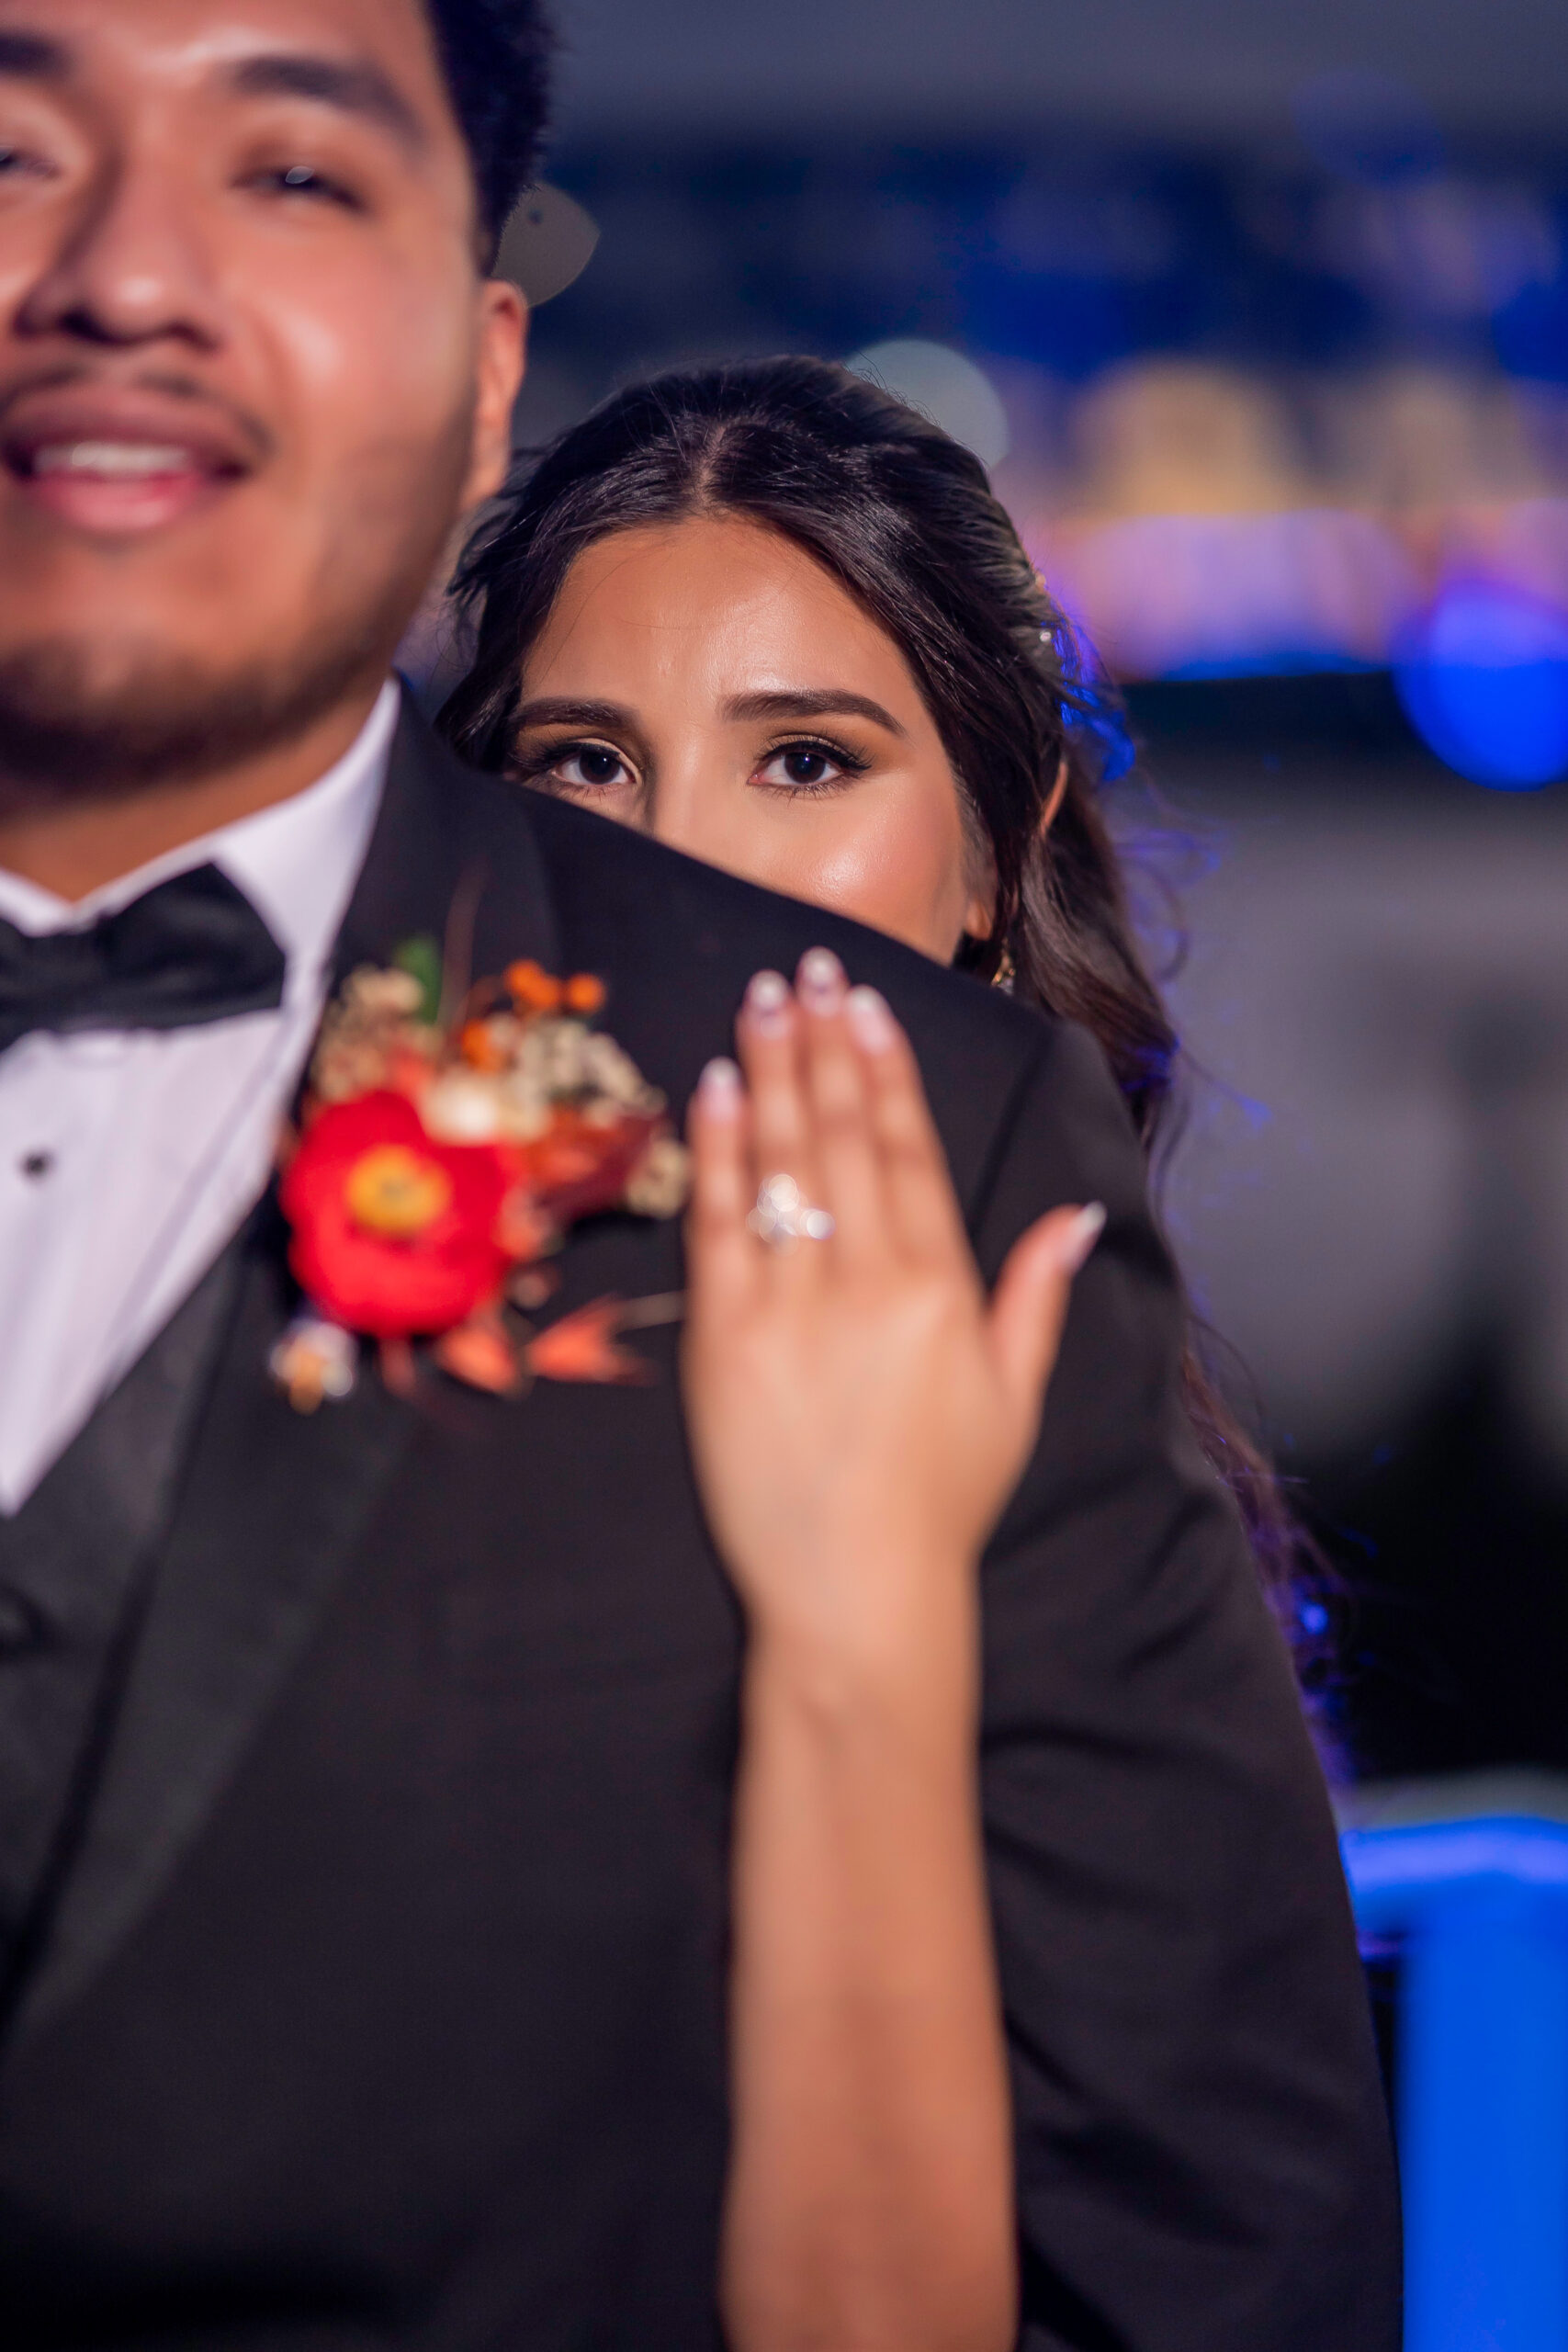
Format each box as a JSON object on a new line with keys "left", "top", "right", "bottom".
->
{"left": 514, "top": 739, "right": 637, "bottom": 795}
{"left": 751, "top": 737, "right": 870, "bottom": 796}
{"left": 513, "top": 732, "right": 872, "bottom": 800}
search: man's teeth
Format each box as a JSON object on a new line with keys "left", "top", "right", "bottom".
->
{"left": 33, "top": 442, "right": 194, "bottom": 479}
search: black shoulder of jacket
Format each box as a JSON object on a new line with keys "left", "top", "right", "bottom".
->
{"left": 403, "top": 696, "right": 1138, "bottom": 1222}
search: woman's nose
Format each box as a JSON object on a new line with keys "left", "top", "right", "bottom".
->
{"left": 639, "top": 768, "right": 717, "bottom": 861}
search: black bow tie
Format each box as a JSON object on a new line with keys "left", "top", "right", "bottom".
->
{"left": 0, "top": 862, "right": 288, "bottom": 1057}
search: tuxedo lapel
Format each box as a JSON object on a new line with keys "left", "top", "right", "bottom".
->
{"left": 13, "top": 693, "right": 563, "bottom": 2041}
{"left": 332, "top": 688, "right": 564, "bottom": 993}
{"left": 13, "top": 1233, "right": 413, "bottom": 2041}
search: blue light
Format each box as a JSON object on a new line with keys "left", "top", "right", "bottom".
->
{"left": 1395, "top": 583, "right": 1568, "bottom": 790}
{"left": 1342, "top": 1814, "right": 1568, "bottom": 2350}
{"left": 1343, "top": 1817, "right": 1568, "bottom": 1928}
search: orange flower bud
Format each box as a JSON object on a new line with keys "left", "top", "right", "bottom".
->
{"left": 564, "top": 972, "right": 607, "bottom": 1015}
{"left": 460, "top": 1018, "right": 506, "bottom": 1071}
{"left": 506, "top": 959, "right": 562, "bottom": 1012}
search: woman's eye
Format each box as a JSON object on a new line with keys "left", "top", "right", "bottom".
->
{"left": 754, "top": 741, "right": 860, "bottom": 793}
{"left": 543, "top": 742, "right": 632, "bottom": 791}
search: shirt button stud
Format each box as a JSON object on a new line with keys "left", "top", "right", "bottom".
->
{"left": 19, "top": 1150, "right": 53, "bottom": 1180}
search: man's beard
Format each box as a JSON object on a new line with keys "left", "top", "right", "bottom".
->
{"left": 0, "top": 623, "right": 391, "bottom": 814}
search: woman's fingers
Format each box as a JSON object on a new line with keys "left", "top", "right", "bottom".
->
{"left": 687, "top": 1055, "right": 759, "bottom": 1305}
{"left": 728, "top": 964, "right": 1066, "bottom": 1323}
{"left": 736, "top": 972, "right": 818, "bottom": 1231}
{"left": 986, "top": 1202, "right": 1106, "bottom": 1414}
{"left": 845, "top": 987, "right": 972, "bottom": 1267}
{"left": 795, "top": 950, "right": 886, "bottom": 1261}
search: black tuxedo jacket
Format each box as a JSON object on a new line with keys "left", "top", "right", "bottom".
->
{"left": 0, "top": 699, "right": 1399, "bottom": 2350}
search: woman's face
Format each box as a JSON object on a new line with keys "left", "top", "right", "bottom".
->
{"left": 510, "top": 512, "right": 991, "bottom": 960}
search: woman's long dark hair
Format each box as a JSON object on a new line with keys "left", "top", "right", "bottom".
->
{"left": 439, "top": 356, "right": 1330, "bottom": 1693}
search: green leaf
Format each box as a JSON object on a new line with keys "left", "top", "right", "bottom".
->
{"left": 392, "top": 934, "right": 443, "bottom": 1025}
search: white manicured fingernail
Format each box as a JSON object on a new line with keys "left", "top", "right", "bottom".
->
{"left": 745, "top": 969, "right": 791, "bottom": 1034}
{"left": 797, "top": 946, "right": 844, "bottom": 1009}
{"left": 698, "top": 1057, "right": 743, "bottom": 1114}
{"left": 845, "top": 985, "right": 897, "bottom": 1051}
{"left": 1058, "top": 1202, "right": 1106, "bottom": 1273}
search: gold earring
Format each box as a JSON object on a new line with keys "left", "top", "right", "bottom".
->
{"left": 991, "top": 943, "right": 1016, "bottom": 992}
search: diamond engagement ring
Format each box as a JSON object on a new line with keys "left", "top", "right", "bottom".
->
{"left": 747, "top": 1172, "right": 835, "bottom": 1249}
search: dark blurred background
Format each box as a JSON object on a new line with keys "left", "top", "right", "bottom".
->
{"left": 504, "top": 0, "right": 1568, "bottom": 1780}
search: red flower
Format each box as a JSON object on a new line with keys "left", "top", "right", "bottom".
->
{"left": 282, "top": 1091, "right": 512, "bottom": 1339}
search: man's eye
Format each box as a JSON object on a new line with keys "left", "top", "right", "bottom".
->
{"left": 0, "top": 144, "right": 52, "bottom": 182}
{"left": 251, "top": 164, "right": 361, "bottom": 209}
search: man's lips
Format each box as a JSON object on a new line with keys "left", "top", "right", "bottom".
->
{"left": 11, "top": 440, "right": 231, "bottom": 536}
{"left": 0, "top": 389, "right": 261, "bottom": 537}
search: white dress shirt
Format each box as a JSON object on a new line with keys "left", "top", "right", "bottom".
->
{"left": 0, "top": 683, "right": 398, "bottom": 1516}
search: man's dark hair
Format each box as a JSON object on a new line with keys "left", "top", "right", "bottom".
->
{"left": 425, "top": 0, "right": 554, "bottom": 259}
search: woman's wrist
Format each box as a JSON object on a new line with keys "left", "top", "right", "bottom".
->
{"left": 741, "top": 1562, "right": 981, "bottom": 1748}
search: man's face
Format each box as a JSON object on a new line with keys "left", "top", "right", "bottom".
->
{"left": 0, "top": 0, "right": 523, "bottom": 792}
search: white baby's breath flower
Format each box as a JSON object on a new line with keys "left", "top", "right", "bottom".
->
{"left": 497, "top": 1078, "right": 552, "bottom": 1141}
{"left": 423, "top": 1070, "right": 503, "bottom": 1143}
{"left": 622, "top": 1134, "right": 691, "bottom": 1218}
{"left": 539, "top": 1019, "right": 589, "bottom": 1093}
{"left": 346, "top": 966, "right": 423, "bottom": 1015}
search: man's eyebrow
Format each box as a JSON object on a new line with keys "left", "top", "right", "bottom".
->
{"left": 227, "top": 52, "right": 426, "bottom": 153}
{"left": 0, "top": 31, "right": 67, "bottom": 80}
{"left": 722, "top": 688, "right": 908, "bottom": 737}
{"left": 513, "top": 698, "right": 638, "bottom": 734}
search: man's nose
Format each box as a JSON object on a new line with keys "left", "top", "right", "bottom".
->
{"left": 17, "top": 153, "right": 224, "bottom": 352}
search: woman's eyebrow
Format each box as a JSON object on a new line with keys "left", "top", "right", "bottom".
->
{"left": 513, "top": 697, "right": 637, "bottom": 732}
{"left": 721, "top": 689, "right": 907, "bottom": 737}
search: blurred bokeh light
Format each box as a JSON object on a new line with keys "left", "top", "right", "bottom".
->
{"left": 844, "top": 339, "right": 1011, "bottom": 469}
{"left": 1395, "top": 583, "right": 1568, "bottom": 786}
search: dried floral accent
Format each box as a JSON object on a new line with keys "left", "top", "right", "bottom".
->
{"left": 433, "top": 1306, "right": 525, "bottom": 1396}
{"left": 521, "top": 1292, "right": 685, "bottom": 1386}
{"left": 269, "top": 1314, "right": 359, "bottom": 1413}
{"left": 273, "top": 945, "right": 691, "bottom": 1405}
{"left": 623, "top": 1134, "right": 694, "bottom": 1218}
{"left": 523, "top": 1297, "right": 650, "bottom": 1385}
{"left": 510, "top": 1265, "right": 561, "bottom": 1312}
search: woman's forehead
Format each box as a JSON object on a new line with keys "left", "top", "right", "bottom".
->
{"left": 528, "top": 514, "right": 929, "bottom": 710}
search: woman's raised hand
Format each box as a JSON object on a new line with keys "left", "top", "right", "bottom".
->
{"left": 683, "top": 945, "right": 1104, "bottom": 1688}
{"left": 685, "top": 948, "right": 1102, "bottom": 2352}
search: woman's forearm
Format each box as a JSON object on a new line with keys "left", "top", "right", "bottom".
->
{"left": 684, "top": 962, "right": 1095, "bottom": 2348}
{"left": 720, "top": 1573, "right": 1018, "bottom": 2352}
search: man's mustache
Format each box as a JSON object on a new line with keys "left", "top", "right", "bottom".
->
{"left": 0, "top": 362, "right": 276, "bottom": 471}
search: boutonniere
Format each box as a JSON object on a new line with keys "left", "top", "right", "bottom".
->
{"left": 269, "top": 944, "right": 688, "bottom": 1410}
